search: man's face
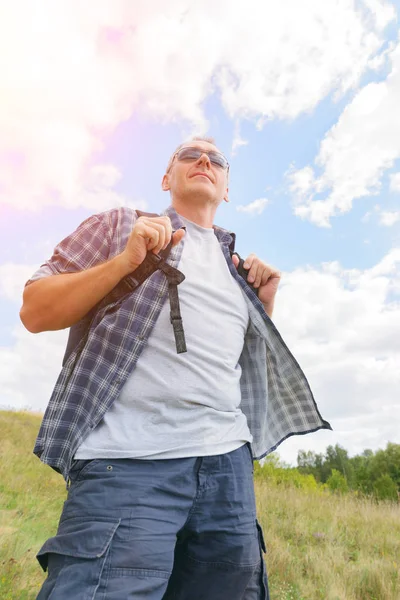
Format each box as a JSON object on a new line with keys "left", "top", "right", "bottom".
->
{"left": 162, "top": 141, "right": 229, "bottom": 206}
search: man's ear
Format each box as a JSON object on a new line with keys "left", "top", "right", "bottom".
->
{"left": 223, "top": 186, "right": 229, "bottom": 203}
{"left": 162, "top": 174, "right": 170, "bottom": 191}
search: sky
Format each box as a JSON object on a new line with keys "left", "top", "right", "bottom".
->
{"left": 0, "top": 0, "right": 399, "bottom": 466}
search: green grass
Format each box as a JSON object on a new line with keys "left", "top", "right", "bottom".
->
{"left": 0, "top": 411, "right": 65, "bottom": 599}
{"left": 256, "top": 478, "right": 400, "bottom": 599}
{"left": 1, "top": 410, "right": 399, "bottom": 599}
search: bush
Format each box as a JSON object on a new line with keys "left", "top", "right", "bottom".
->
{"left": 326, "top": 469, "right": 348, "bottom": 494}
{"left": 373, "top": 474, "right": 398, "bottom": 502}
{"left": 255, "top": 461, "right": 319, "bottom": 492}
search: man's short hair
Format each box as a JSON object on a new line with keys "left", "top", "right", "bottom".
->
{"left": 166, "top": 136, "right": 217, "bottom": 173}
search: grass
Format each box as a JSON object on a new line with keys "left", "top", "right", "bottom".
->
{"left": 256, "top": 479, "right": 400, "bottom": 599}
{"left": 1, "top": 410, "right": 399, "bottom": 599}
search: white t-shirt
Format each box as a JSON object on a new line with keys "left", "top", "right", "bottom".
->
{"left": 75, "top": 216, "right": 252, "bottom": 459}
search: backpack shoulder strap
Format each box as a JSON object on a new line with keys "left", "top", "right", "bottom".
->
{"left": 228, "top": 231, "right": 257, "bottom": 293}
{"left": 63, "top": 210, "right": 182, "bottom": 365}
{"left": 230, "top": 250, "right": 258, "bottom": 294}
{"left": 135, "top": 210, "right": 160, "bottom": 219}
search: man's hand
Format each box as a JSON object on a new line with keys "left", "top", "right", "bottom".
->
{"left": 118, "top": 216, "right": 186, "bottom": 275}
{"left": 232, "top": 253, "right": 281, "bottom": 318}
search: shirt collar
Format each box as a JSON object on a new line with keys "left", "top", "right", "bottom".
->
{"left": 162, "top": 205, "right": 236, "bottom": 252}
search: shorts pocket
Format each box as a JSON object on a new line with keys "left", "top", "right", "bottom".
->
{"left": 246, "top": 442, "right": 254, "bottom": 474}
{"left": 37, "top": 516, "right": 120, "bottom": 571}
{"left": 256, "top": 520, "right": 269, "bottom": 600}
{"left": 36, "top": 516, "right": 120, "bottom": 599}
{"left": 256, "top": 519, "right": 266, "bottom": 554}
{"left": 69, "top": 458, "right": 102, "bottom": 483}
{"left": 36, "top": 517, "right": 120, "bottom": 600}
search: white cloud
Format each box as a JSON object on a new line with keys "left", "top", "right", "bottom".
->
{"left": 0, "top": 0, "right": 395, "bottom": 212}
{"left": 231, "top": 121, "right": 248, "bottom": 157}
{"left": 390, "top": 172, "right": 400, "bottom": 192}
{"left": 0, "top": 326, "right": 68, "bottom": 412}
{"left": 272, "top": 248, "right": 400, "bottom": 464}
{"left": 217, "top": 1, "right": 394, "bottom": 120}
{"left": 362, "top": 211, "right": 372, "bottom": 223}
{"left": 362, "top": 203, "right": 400, "bottom": 226}
{"left": 236, "top": 198, "right": 269, "bottom": 215}
{"left": 289, "top": 39, "right": 400, "bottom": 227}
{"left": 379, "top": 210, "right": 400, "bottom": 226}
{"left": 368, "top": 38, "right": 397, "bottom": 71}
{"left": 71, "top": 165, "right": 147, "bottom": 212}
{"left": 0, "top": 264, "right": 38, "bottom": 302}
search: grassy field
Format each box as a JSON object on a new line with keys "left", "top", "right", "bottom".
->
{"left": 1, "top": 410, "right": 399, "bottom": 599}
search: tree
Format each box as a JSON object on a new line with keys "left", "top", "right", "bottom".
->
{"left": 369, "top": 443, "right": 400, "bottom": 489}
{"left": 297, "top": 449, "right": 325, "bottom": 481}
{"left": 373, "top": 474, "right": 398, "bottom": 502}
{"left": 349, "top": 454, "right": 373, "bottom": 495}
{"left": 322, "top": 444, "right": 354, "bottom": 486}
{"left": 295, "top": 442, "right": 400, "bottom": 499}
{"left": 327, "top": 469, "right": 349, "bottom": 494}
{"left": 384, "top": 443, "right": 400, "bottom": 488}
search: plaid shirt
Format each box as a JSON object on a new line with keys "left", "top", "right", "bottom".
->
{"left": 27, "top": 205, "right": 331, "bottom": 480}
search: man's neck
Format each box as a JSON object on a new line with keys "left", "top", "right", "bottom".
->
{"left": 171, "top": 199, "right": 218, "bottom": 229}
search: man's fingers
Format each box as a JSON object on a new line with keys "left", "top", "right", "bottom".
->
{"left": 160, "top": 216, "right": 173, "bottom": 249}
{"left": 136, "top": 217, "right": 172, "bottom": 254}
{"left": 153, "top": 217, "right": 172, "bottom": 253}
{"left": 141, "top": 225, "right": 161, "bottom": 252}
{"left": 243, "top": 254, "right": 256, "bottom": 282}
{"left": 233, "top": 253, "right": 281, "bottom": 291}
{"left": 139, "top": 221, "right": 185, "bottom": 254}
{"left": 243, "top": 253, "right": 256, "bottom": 268}
{"left": 259, "top": 270, "right": 268, "bottom": 287}
{"left": 172, "top": 229, "right": 185, "bottom": 247}
{"left": 254, "top": 267, "right": 264, "bottom": 288}
{"left": 247, "top": 264, "right": 258, "bottom": 284}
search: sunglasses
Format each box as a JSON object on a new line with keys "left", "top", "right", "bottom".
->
{"left": 172, "top": 147, "right": 229, "bottom": 171}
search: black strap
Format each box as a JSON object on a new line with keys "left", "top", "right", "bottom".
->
{"left": 134, "top": 210, "right": 187, "bottom": 352}
{"left": 141, "top": 245, "right": 187, "bottom": 354}
{"left": 63, "top": 212, "right": 253, "bottom": 365}
{"left": 231, "top": 252, "right": 258, "bottom": 295}
{"left": 63, "top": 213, "right": 186, "bottom": 364}
{"left": 168, "top": 283, "right": 186, "bottom": 353}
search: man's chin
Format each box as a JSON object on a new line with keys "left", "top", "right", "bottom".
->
{"left": 172, "top": 187, "right": 220, "bottom": 206}
{"left": 188, "top": 193, "right": 220, "bottom": 205}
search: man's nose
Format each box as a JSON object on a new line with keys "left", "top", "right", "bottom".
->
{"left": 196, "top": 153, "right": 211, "bottom": 167}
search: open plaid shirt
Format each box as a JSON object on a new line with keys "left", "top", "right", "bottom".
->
{"left": 27, "top": 205, "right": 331, "bottom": 481}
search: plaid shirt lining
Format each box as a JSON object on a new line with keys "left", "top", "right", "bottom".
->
{"left": 27, "top": 206, "right": 331, "bottom": 480}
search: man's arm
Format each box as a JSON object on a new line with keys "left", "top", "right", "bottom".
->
{"left": 20, "top": 215, "right": 185, "bottom": 333}
{"left": 20, "top": 255, "right": 132, "bottom": 333}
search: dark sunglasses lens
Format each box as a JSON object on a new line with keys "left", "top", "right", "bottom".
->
{"left": 178, "top": 148, "right": 200, "bottom": 161}
{"left": 208, "top": 152, "right": 227, "bottom": 169}
{"left": 177, "top": 147, "right": 228, "bottom": 169}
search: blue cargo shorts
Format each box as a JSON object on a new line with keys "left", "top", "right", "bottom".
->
{"left": 36, "top": 442, "right": 269, "bottom": 599}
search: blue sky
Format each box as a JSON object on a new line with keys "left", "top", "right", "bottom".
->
{"left": 0, "top": 0, "right": 399, "bottom": 465}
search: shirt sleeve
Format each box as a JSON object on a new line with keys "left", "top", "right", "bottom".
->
{"left": 25, "top": 213, "right": 112, "bottom": 286}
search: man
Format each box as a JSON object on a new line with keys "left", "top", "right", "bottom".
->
{"left": 20, "top": 136, "right": 331, "bottom": 599}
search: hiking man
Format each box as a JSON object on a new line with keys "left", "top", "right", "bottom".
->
{"left": 20, "top": 136, "right": 331, "bottom": 599}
